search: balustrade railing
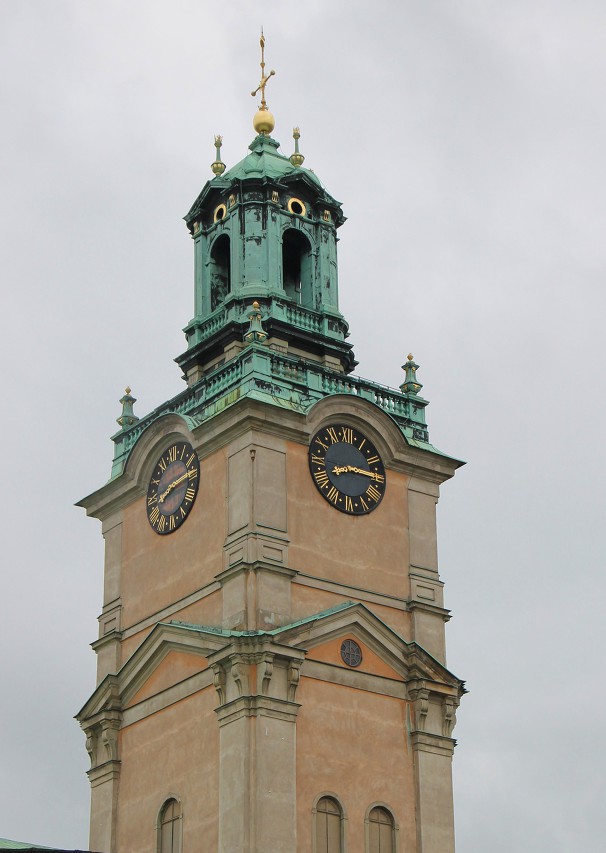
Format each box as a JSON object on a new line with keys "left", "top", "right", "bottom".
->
{"left": 196, "top": 309, "right": 227, "bottom": 342}
{"left": 284, "top": 304, "right": 322, "bottom": 333}
{"left": 271, "top": 354, "right": 308, "bottom": 384}
{"left": 203, "top": 360, "right": 243, "bottom": 399}
{"left": 114, "top": 348, "right": 426, "bottom": 474}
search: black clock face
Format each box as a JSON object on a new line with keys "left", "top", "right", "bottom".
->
{"left": 309, "top": 424, "right": 386, "bottom": 515}
{"left": 146, "top": 441, "right": 200, "bottom": 535}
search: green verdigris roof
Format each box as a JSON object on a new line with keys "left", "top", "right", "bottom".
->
{"left": 168, "top": 601, "right": 355, "bottom": 638}
{"left": 185, "top": 134, "right": 342, "bottom": 225}
{"left": 221, "top": 134, "right": 324, "bottom": 187}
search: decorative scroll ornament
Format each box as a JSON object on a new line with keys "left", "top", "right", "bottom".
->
{"left": 409, "top": 681, "right": 430, "bottom": 731}
{"left": 85, "top": 728, "right": 98, "bottom": 767}
{"left": 442, "top": 696, "right": 459, "bottom": 737}
{"left": 101, "top": 721, "right": 120, "bottom": 762}
{"left": 211, "top": 663, "right": 226, "bottom": 705}
{"left": 287, "top": 659, "right": 302, "bottom": 702}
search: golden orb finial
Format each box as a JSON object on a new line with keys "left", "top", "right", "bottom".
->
{"left": 290, "top": 127, "right": 305, "bottom": 167}
{"left": 251, "top": 29, "right": 276, "bottom": 135}
{"left": 211, "top": 135, "right": 226, "bottom": 176}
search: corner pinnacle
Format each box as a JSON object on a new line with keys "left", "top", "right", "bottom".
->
{"left": 290, "top": 127, "right": 305, "bottom": 167}
{"left": 211, "top": 135, "right": 226, "bottom": 176}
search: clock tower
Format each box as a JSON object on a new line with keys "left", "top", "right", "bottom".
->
{"left": 77, "top": 37, "right": 465, "bottom": 853}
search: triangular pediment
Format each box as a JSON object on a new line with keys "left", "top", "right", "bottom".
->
{"left": 125, "top": 648, "right": 209, "bottom": 708}
{"left": 307, "top": 633, "right": 404, "bottom": 682}
{"left": 271, "top": 602, "right": 463, "bottom": 690}
{"left": 77, "top": 621, "right": 231, "bottom": 723}
{"left": 77, "top": 605, "right": 464, "bottom": 726}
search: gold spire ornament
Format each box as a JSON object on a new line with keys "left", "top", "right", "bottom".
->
{"left": 211, "top": 135, "right": 226, "bottom": 176}
{"left": 251, "top": 30, "right": 276, "bottom": 135}
{"left": 290, "top": 127, "right": 305, "bottom": 166}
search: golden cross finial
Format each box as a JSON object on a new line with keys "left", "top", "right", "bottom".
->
{"left": 251, "top": 29, "right": 275, "bottom": 110}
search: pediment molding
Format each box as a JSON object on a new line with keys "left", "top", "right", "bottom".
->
{"left": 77, "top": 621, "right": 230, "bottom": 723}
{"left": 273, "top": 602, "right": 462, "bottom": 694}
{"left": 77, "top": 413, "right": 195, "bottom": 519}
{"left": 77, "top": 605, "right": 464, "bottom": 732}
{"left": 306, "top": 395, "right": 461, "bottom": 481}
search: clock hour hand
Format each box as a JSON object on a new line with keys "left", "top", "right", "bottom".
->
{"left": 332, "top": 465, "right": 383, "bottom": 482}
{"left": 158, "top": 472, "right": 189, "bottom": 503}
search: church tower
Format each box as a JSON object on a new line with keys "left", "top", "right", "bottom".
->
{"left": 77, "top": 36, "right": 464, "bottom": 853}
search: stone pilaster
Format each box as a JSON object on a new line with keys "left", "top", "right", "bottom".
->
{"left": 409, "top": 680, "right": 459, "bottom": 853}
{"left": 83, "top": 712, "right": 122, "bottom": 853}
{"left": 407, "top": 477, "right": 450, "bottom": 664}
{"left": 209, "top": 637, "right": 305, "bottom": 853}
{"left": 223, "top": 433, "right": 293, "bottom": 630}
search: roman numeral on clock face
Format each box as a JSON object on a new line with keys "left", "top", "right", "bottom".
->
{"left": 366, "top": 484, "right": 381, "bottom": 502}
{"left": 326, "top": 427, "right": 339, "bottom": 444}
{"left": 314, "top": 470, "right": 330, "bottom": 489}
{"left": 339, "top": 427, "right": 353, "bottom": 444}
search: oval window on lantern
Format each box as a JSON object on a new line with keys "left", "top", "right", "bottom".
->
{"left": 287, "top": 197, "right": 307, "bottom": 217}
{"left": 213, "top": 203, "right": 227, "bottom": 223}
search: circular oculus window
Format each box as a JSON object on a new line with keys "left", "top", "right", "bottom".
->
{"left": 340, "top": 639, "right": 362, "bottom": 667}
{"left": 213, "top": 203, "right": 227, "bottom": 222}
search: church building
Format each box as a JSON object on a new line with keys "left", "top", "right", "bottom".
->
{"left": 76, "top": 36, "right": 465, "bottom": 853}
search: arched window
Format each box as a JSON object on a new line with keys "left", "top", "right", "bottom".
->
{"left": 367, "top": 805, "right": 396, "bottom": 853}
{"left": 282, "top": 229, "right": 313, "bottom": 308}
{"left": 314, "top": 795, "right": 343, "bottom": 853}
{"left": 158, "top": 798, "right": 182, "bottom": 853}
{"left": 210, "top": 234, "right": 231, "bottom": 311}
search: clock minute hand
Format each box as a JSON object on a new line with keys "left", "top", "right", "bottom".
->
{"left": 158, "top": 472, "right": 189, "bottom": 503}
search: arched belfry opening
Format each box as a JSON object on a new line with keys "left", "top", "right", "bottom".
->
{"left": 210, "top": 234, "right": 231, "bottom": 311}
{"left": 282, "top": 228, "right": 312, "bottom": 308}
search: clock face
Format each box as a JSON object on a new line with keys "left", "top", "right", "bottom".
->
{"left": 309, "top": 424, "right": 386, "bottom": 515}
{"left": 146, "top": 441, "right": 200, "bottom": 535}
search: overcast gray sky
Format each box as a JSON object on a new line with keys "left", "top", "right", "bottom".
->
{"left": 1, "top": 1, "right": 605, "bottom": 850}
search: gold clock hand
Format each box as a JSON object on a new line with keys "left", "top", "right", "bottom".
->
{"left": 158, "top": 472, "right": 189, "bottom": 503}
{"left": 347, "top": 466, "right": 377, "bottom": 479}
{"left": 331, "top": 465, "right": 383, "bottom": 482}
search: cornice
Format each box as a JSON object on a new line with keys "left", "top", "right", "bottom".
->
{"left": 215, "top": 695, "right": 301, "bottom": 726}
{"left": 410, "top": 731, "right": 457, "bottom": 757}
{"left": 406, "top": 600, "right": 452, "bottom": 622}
{"left": 80, "top": 392, "right": 461, "bottom": 521}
